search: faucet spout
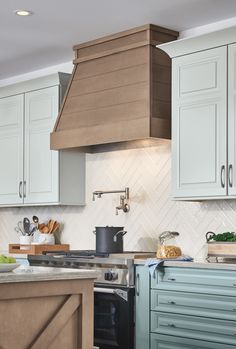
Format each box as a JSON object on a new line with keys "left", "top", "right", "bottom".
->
{"left": 92, "top": 188, "right": 130, "bottom": 215}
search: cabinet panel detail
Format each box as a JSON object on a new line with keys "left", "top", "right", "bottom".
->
{"left": 151, "top": 312, "right": 236, "bottom": 346}
{"left": 151, "top": 334, "right": 235, "bottom": 349}
{"left": 24, "top": 86, "right": 59, "bottom": 204}
{"left": 179, "top": 103, "right": 217, "bottom": 184}
{"left": 180, "top": 60, "right": 217, "bottom": 95}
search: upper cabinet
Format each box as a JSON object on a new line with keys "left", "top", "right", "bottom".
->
{"left": 158, "top": 27, "right": 236, "bottom": 200}
{"left": 0, "top": 73, "right": 85, "bottom": 207}
{"left": 0, "top": 95, "right": 24, "bottom": 205}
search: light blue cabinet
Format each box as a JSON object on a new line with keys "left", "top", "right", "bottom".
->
{"left": 171, "top": 47, "right": 227, "bottom": 198}
{"left": 135, "top": 265, "right": 236, "bottom": 349}
{"left": 135, "top": 265, "right": 150, "bottom": 349}
{"left": 157, "top": 28, "right": 236, "bottom": 200}
{"left": 0, "top": 95, "right": 24, "bottom": 205}
{"left": 0, "top": 73, "right": 85, "bottom": 206}
{"left": 228, "top": 43, "right": 236, "bottom": 196}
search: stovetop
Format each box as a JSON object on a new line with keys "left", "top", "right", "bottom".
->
{"left": 28, "top": 250, "right": 154, "bottom": 286}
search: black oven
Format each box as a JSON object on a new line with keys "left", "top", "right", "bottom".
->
{"left": 94, "top": 286, "right": 134, "bottom": 349}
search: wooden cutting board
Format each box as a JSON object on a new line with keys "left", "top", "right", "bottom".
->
{"left": 9, "top": 244, "right": 69, "bottom": 255}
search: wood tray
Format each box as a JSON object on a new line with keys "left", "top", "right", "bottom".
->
{"left": 9, "top": 244, "right": 70, "bottom": 255}
{"left": 207, "top": 242, "right": 236, "bottom": 257}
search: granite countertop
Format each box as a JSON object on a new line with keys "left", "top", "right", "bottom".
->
{"left": 134, "top": 258, "right": 236, "bottom": 271}
{"left": 0, "top": 266, "right": 99, "bottom": 284}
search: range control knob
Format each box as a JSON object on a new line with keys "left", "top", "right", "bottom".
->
{"left": 104, "top": 271, "right": 118, "bottom": 281}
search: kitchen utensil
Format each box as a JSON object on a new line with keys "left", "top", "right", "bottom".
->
{"left": 32, "top": 215, "right": 39, "bottom": 229}
{"left": 17, "top": 221, "right": 25, "bottom": 235}
{"left": 48, "top": 219, "right": 55, "bottom": 234}
{"left": 94, "top": 226, "right": 127, "bottom": 253}
{"left": 15, "top": 227, "right": 23, "bottom": 235}
{"left": 23, "top": 217, "right": 31, "bottom": 235}
{"left": 52, "top": 222, "right": 60, "bottom": 233}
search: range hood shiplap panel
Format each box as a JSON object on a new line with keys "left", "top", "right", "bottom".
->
{"left": 51, "top": 25, "right": 178, "bottom": 151}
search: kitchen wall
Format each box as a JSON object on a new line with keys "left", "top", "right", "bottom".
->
{"left": 1, "top": 141, "right": 236, "bottom": 259}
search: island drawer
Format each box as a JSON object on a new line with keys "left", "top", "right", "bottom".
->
{"left": 151, "top": 312, "right": 236, "bottom": 346}
{"left": 151, "top": 267, "right": 236, "bottom": 296}
{"left": 151, "top": 289, "right": 236, "bottom": 321}
{"left": 151, "top": 333, "right": 235, "bottom": 349}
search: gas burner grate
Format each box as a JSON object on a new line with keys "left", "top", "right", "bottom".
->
{"left": 42, "top": 250, "right": 110, "bottom": 258}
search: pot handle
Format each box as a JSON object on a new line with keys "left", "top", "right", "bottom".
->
{"left": 206, "top": 231, "right": 215, "bottom": 242}
{"left": 113, "top": 230, "right": 127, "bottom": 242}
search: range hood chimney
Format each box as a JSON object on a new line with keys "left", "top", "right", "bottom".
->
{"left": 51, "top": 24, "right": 178, "bottom": 152}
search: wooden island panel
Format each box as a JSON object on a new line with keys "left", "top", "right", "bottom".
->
{"left": 0, "top": 278, "right": 94, "bottom": 349}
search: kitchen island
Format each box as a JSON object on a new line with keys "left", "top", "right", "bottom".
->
{"left": 0, "top": 266, "right": 98, "bottom": 349}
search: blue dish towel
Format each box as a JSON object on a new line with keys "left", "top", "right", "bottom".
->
{"left": 145, "top": 255, "right": 193, "bottom": 277}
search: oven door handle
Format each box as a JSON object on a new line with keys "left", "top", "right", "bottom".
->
{"left": 94, "top": 287, "right": 115, "bottom": 294}
{"left": 94, "top": 287, "right": 128, "bottom": 301}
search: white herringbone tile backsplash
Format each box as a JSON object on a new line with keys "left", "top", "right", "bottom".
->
{"left": 1, "top": 141, "right": 236, "bottom": 259}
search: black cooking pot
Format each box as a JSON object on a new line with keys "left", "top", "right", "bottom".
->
{"left": 94, "top": 226, "right": 127, "bottom": 253}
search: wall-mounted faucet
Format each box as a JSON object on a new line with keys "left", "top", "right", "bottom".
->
{"left": 92, "top": 187, "right": 130, "bottom": 215}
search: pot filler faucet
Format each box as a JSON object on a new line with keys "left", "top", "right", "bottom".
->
{"left": 92, "top": 187, "right": 130, "bottom": 215}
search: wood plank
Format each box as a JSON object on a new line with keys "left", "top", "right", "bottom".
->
{"left": 152, "top": 100, "right": 170, "bottom": 119}
{"left": 73, "top": 46, "right": 149, "bottom": 80}
{"left": 152, "top": 48, "right": 171, "bottom": 66}
{"left": 51, "top": 117, "right": 149, "bottom": 149}
{"left": 48, "top": 312, "right": 78, "bottom": 349}
{"left": 153, "top": 82, "right": 171, "bottom": 102}
{"left": 9, "top": 244, "right": 69, "bottom": 255}
{"left": 57, "top": 101, "right": 149, "bottom": 130}
{"left": 77, "top": 30, "right": 147, "bottom": 59}
{"left": 151, "top": 30, "right": 179, "bottom": 43}
{"left": 78, "top": 283, "right": 94, "bottom": 349}
{"left": 0, "top": 279, "right": 95, "bottom": 301}
{"left": 152, "top": 64, "right": 170, "bottom": 83}
{"left": 69, "top": 64, "right": 148, "bottom": 97}
{"left": 73, "top": 24, "right": 178, "bottom": 50}
{"left": 30, "top": 295, "right": 81, "bottom": 349}
{"left": 73, "top": 41, "right": 149, "bottom": 63}
{"left": 0, "top": 295, "right": 67, "bottom": 349}
{"left": 64, "top": 82, "right": 149, "bottom": 114}
{"left": 150, "top": 117, "right": 171, "bottom": 139}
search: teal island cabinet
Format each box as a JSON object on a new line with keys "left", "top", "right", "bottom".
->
{"left": 135, "top": 263, "right": 236, "bottom": 349}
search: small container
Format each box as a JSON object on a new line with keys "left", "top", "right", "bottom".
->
{"left": 156, "top": 231, "right": 182, "bottom": 259}
{"left": 20, "top": 235, "right": 33, "bottom": 250}
{"left": 38, "top": 233, "right": 55, "bottom": 245}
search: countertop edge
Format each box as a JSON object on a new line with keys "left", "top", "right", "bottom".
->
{"left": 0, "top": 267, "right": 99, "bottom": 284}
{"left": 134, "top": 258, "right": 236, "bottom": 271}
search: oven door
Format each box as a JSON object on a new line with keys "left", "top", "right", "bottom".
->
{"left": 94, "top": 286, "right": 134, "bottom": 349}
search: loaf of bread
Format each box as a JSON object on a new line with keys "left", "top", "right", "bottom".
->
{"left": 156, "top": 245, "right": 182, "bottom": 259}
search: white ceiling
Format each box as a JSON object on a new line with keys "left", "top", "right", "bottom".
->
{"left": 1, "top": 0, "right": 236, "bottom": 80}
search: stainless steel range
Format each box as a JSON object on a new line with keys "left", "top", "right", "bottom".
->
{"left": 28, "top": 250, "right": 152, "bottom": 349}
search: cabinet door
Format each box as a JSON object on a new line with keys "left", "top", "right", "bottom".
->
{"left": 0, "top": 95, "right": 24, "bottom": 205}
{"left": 172, "top": 47, "right": 227, "bottom": 198}
{"left": 228, "top": 43, "right": 236, "bottom": 195}
{"left": 135, "top": 266, "right": 150, "bottom": 349}
{"left": 24, "top": 86, "right": 59, "bottom": 204}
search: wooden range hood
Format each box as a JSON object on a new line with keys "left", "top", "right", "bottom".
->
{"left": 51, "top": 24, "right": 178, "bottom": 152}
